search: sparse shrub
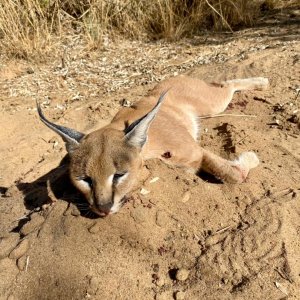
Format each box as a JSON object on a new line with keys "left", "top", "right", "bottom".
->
{"left": 0, "top": 0, "right": 298, "bottom": 59}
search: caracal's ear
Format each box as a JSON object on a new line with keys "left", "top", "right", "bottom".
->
{"left": 36, "top": 101, "right": 85, "bottom": 154}
{"left": 124, "top": 90, "right": 168, "bottom": 148}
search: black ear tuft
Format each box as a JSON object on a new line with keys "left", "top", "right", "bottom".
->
{"left": 124, "top": 90, "right": 168, "bottom": 148}
{"left": 36, "top": 101, "right": 85, "bottom": 153}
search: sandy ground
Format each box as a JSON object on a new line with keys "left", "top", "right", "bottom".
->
{"left": 0, "top": 9, "right": 300, "bottom": 300}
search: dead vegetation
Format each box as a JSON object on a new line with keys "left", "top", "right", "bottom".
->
{"left": 0, "top": 0, "right": 298, "bottom": 60}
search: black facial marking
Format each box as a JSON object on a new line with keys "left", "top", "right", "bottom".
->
{"left": 84, "top": 176, "right": 93, "bottom": 187}
{"left": 113, "top": 172, "right": 127, "bottom": 184}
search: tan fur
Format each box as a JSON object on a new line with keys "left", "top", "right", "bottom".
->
{"left": 37, "top": 75, "right": 268, "bottom": 216}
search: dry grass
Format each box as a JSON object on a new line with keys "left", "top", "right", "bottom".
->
{"left": 0, "top": 0, "right": 298, "bottom": 60}
{"left": 0, "top": 0, "right": 58, "bottom": 59}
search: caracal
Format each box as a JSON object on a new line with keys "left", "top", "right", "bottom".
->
{"left": 37, "top": 75, "right": 268, "bottom": 216}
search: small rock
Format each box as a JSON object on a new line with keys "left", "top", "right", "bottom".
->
{"left": 288, "top": 114, "right": 299, "bottom": 124}
{"left": 121, "top": 99, "right": 131, "bottom": 107}
{"left": 275, "top": 281, "right": 289, "bottom": 296}
{"left": 7, "top": 295, "right": 16, "bottom": 300}
{"left": 71, "top": 205, "right": 81, "bottom": 217}
{"left": 20, "top": 214, "right": 45, "bottom": 236}
{"left": 153, "top": 263, "right": 159, "bottom": 273}
{"left": 149, "top": 177, "right": 160, "bottom": 183}
{"left": 156, "top": 276, "right": 165, "bottom": 287}
{"left": 4, "top": 185, "right": 19, "bottom": 198}
{"left": 140, "top": 188, "right": 150, "bottom": 195}
{"left": 176, "top": 268, "right": 190, "bottom": 281}
{"left": 0, "top": 233, "right": 20, "bottom": 259}
{"left": 26, "top": 67, "right": 34, "bottom": 74}
{"left": 181, "top": 191, "right": 191, "bottom": 203}
{"left": 17, "top": 256, "right": 27, "bottom": 271}
{"left": 156, "top": 210, "right": 169, "bottom": 227}
{"left": 175, "top": 291, "right": 186, "bottom": 300}
{"left": 87, "top": 276, "right": 99, "bottom": 295}
{"left": 130, "top": 207, "right": 147, "bottom": 223}
{"left": 41, "top": 203, "right": 51, "bottom": 211}
{"left": 88, "top": 222, "right": 100, "bottom": 234}
{"left": 9, "top": 239, "right": 30, "bottom": 259}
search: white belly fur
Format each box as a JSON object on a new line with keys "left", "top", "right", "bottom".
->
{"left": 186, "top": 109, "right": 200, "bottom": 141}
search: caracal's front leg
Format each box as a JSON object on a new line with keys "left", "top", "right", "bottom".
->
{"left": 200, "top": 149, "right": 259, "bottom": 183}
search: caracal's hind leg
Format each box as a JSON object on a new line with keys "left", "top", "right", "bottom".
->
{"left": 151, "top": 75, "right": 269, "bottom": 116}
{"left": 175, "top": 142, "right": 260, "bottom": 183}
{"left": 200, "top": 149, "right": 260, "bottom": 183}
{"left": 205, "top": 77, "right": 269, "bottom": 115}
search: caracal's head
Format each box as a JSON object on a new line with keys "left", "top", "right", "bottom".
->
{"left": 37, "top": 92, "right": 167, "bottom": 217}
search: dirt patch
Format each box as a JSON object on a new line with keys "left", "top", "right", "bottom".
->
{"left": 0, "top": 17, "right": 300, "bottom": 300}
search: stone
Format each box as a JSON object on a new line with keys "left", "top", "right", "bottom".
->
{"left": 9, "top": 239, "right": 30, "bottom": 259}
{"left": 176, "top": 268, "right": 190, "bottom": 281}
{"left": 149, "top": 177, "right": 160, "bottom": 183}
{"left": 71, "top": 205, "right": 81, "bottom": 217}
{"left": 156, "top": 210, "right": 169, "bottom": 227}
{"left": 87, "top": 276, "right": 99, "bottom": 295}
{"left": 156, "top": 276, "right": 165, "bottom": 287}
{"left": 88, "top": 222, "right": 100, "bottom": 234}
{"left": 17, "top": 256, "right": 27, "bottom": 271}
{"left": 140, "top": 188, "right": 150, "bottom": 195}
{"left": 20, "top": 214, "right": 45, "bottom": 236}
{"left": 0, "top": 233, "right": 20, "bottom": 259}
{"left": 175, "top": 291, "right": 186, "bottom": 300}
{"left": 130, "top": 207, "right": 147, "bottom": 223}
{"left": 181, "top": 191, "right": 191, "bottom": 203}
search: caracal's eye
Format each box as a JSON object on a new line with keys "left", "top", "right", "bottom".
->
{"left": 113, "top": 172, "right": 127, "bottom": 184}
{"left": 83, "top": 176, "right": 93, "bottom": 187}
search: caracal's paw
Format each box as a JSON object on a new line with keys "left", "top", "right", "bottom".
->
{"left": 237, "top": 151, "right": 259, "bottom": 170}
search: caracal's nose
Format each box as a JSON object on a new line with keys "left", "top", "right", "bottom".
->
{"left": 94, "top": 202, "right": 113, "bottom": 216}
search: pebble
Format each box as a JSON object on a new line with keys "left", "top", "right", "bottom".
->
{"left": 176, "top": 268, "right": 190, "bottom": 281}
{"left": 155, "top": 210, "right": 169, "bottom": 227}
{"left": 155, "top": 276, "right": 165, "bottom": 287}
{"left": 20, "top": 214, "right": 45, "bottom": 236}
{"left": 71, "top": 205, "right": 81, "bottom": 217}
{"left": 0, "top": 233, "right": 20, "bottom": 259}
{"left": 149, "top": 177, "right": 160, "bottom": 183}
{"left": 88, "top": 222, "right": 100, "bottom": 234}
{"left": 140, "top": 188, "right": 150, "bottom": 195}
{"left": 9, "top": 239, "right": 30, "bottom": 259}
{"left": 26, "top": 67, "right": 34, "bottom": 74}
{"left": 181, "top": 191, "right": 191, "bottom": 203}
{"left": 17, "top": 256, "right": 27, "bottom": 271}
{"left": 175, "top": 291, "right": 186, "bottom": 300}
{"left": 4, "top": 185, "right": 19, "bottom": 198}
{"left": 130, "top": 207, "right": 147, "bottom": 223}
{"left": 87, "top": 277, "right": 99, "bottom": 295}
